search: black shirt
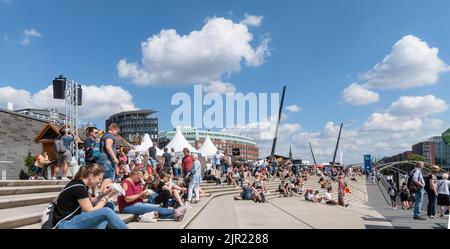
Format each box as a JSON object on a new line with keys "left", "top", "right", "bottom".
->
{"left": 53, "top": 180, "right": 89, "bottom": 225}
{"left": 163, "top": 152, "right": 171, "bottom": 167}
{"left": 149, "top": 146, "right": 157, "bottom": 159}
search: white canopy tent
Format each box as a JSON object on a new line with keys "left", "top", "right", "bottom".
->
{"left": 127, "top": 133, "right": 163, "bottom": 157}
{"left": 164, "top": 127, "right": 198, "bottom": 153}
{"left": 198, "top": 135, "right": 218, "bottom": 157}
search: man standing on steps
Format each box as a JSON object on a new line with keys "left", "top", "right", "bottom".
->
{"left": 97, "top": 123, "right": 120, "bottom": 192}
{"left": 412, "top": 162, "right": 426, "bottom": 220}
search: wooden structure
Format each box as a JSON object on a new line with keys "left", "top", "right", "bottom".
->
{"left": 34, "top": 123, "right": 62, "bottom": 161}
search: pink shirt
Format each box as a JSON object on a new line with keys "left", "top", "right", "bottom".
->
{"left": 117, "top": 179, "right": 143, "bottom": 212}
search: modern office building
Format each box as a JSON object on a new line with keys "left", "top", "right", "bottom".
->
{"left": 159, "top": 127, "right": 259, "bottom": 161}
{"left": 430, "top": 136, "right": 450, "bottom": 171}
{"left": 412, "top": 141, "right": 435, "bottom": 165}
{"left": 105, "top": 109, "right": 158, "bottom": 143}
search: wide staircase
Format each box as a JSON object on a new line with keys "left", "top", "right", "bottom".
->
{"left": 0, "top": 174, "right": 368, "bottom": 229}
{"left": 0, "top": 179, "right": 283, "bottom": 229}
{"left": 266, "top": 175, "right": 368, "bottom": 204}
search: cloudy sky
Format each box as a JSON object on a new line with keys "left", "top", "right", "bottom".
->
{"left": 1, "top": 0, "right": 450, "bottom": 164}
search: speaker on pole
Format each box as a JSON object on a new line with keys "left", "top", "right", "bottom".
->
{"left": 52, "top": 76, "right": 66, "bottom": 99}
{"left": 76, "top": 85, "right": 82, "bottom": 106}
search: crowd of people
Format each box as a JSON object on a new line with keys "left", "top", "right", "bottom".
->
{"left": 387, "top": 162, "right": 450, "bottom": 220}
{"left": 40, "top": 123, "right": 401, "bottom": 229}
{"left": 41, "top": 123, "right": 218, "bottom": 229}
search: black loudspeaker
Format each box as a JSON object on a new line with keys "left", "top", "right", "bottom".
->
{"left": 76, "top": 85, "right": 82, "bottom": 106}
{"left": 52, "top": 76, "right": 66, "bottom": 99}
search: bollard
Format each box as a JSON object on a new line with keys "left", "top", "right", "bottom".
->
{"left": 2, "top": 169, "right": 5, "bottom": 181}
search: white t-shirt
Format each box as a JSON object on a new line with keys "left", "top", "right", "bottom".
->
{"left": 206, "top": 163, "right": 212, "bottom": 171}
{"left": 324, "top": 192, "right": 332, "bottom": 201}
{"left": 437, "top": 179, "right": 450, "bottom": 195}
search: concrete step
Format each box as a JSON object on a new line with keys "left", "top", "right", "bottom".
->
{"left": 0, "top": 185, "right": 65, "bottom": 196}
{"left": 0, "top": 204, "right": 48, "bottom": 229}
{"left": 0, "top": 192, "right": 58, "bottom": 210}
{"left": 0, "top": 180, "right": 69, "bottom": 187}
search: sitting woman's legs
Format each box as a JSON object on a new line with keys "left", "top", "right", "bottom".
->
{"left": 122, "top": 202, "right": 175, "bottom": 219}
{"left": 58, "top": 207, "right": 128, "bottom": 229}
{"left": 171, "top": 189, "right": 184, "bottom": 206}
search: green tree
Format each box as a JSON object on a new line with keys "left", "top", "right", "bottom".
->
{"left": 24, "top": 151, "right": 35, "bottom": 176}
{"left": 407, "top": 154, "right": 425, "bottom": 162}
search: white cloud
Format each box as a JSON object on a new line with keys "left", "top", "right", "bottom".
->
{"left": 363, "top": 112, "right": 422, "bottom": 132}
{"left": 387, "top": 95, "right": 448, "bottom": 118}
{"left": 342, "top": 83, "right": 379, "bottom": 105}
{"left": 240, "top": 14, "right": 263, "bottom": 27}
{"left": 23, "top": 28, "right": 42, "bottom": 38}
{"left": 203, "top": 80, "right": 236, "bottom": 94}
{"left": 19, "top": 28, "right": 42, "bottom": 46}
{"left": 285, "top": 104, "right": 301, "bottom": 113}
{"left": 0, "top": 85, "right": 137, "bottom": 120}
{"left": 118, "top": 16, "right": 270, "bottom": 86}
{"left": 362, "top": 35, "right": 449, "bottom": 90}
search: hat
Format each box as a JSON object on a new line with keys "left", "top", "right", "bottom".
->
{"left": 431, "top": 165, "right": 440, "bottom": 172}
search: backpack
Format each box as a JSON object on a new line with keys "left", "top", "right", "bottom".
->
{"left": 86, "top": 140, "right": 101, "bottom": 162}
{"left": 41, "top": 184, "right": 84, "bottom": 229}
{"left": 54, "top": 139, "right": 66, "bottom": 153}
{"left": 407, "top": 169, "right": 421, "bottom": 194}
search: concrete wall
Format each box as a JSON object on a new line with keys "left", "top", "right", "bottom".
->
{"left": 0, "top": 109, "right": 48, "bottom": 179}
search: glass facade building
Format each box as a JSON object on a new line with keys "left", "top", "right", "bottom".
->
{"left": 430, "top": 136, "right": 450, "bottom": 171}
{"left": 105, "top": 109, "right": 158, "bottom": 143}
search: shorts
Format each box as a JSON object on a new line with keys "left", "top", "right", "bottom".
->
{"left": 97, "top": 156, "right": 115, "bottom": 180}
{"left": 57, "top": 150, "right": 72, "bottom": 165}
{"left": 390, "top": 195, "right": 397, "bottom": 201}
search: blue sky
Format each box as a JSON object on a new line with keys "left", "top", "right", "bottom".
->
{"left": 1, "top": 0, "right": 450, "bottom": 163}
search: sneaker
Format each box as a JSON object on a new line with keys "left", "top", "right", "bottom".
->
{"left": 175, "top": 206, "right": 187, "bottom": 222}
{"left": 51, "top": 177, "right": 57, "bottom": 180}
{"left": 175, "top": 214, "right": 185, "bottom": 222}
{"left": 413, "top": 216, "right": 427, "bottom": 220}
{"left": 61, "top": 177, "right": 69, "bottom": 180}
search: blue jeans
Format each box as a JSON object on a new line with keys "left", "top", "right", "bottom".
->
{"left": 173, "top": 168, "right": 180, "bottom": 177}
{"left": 414, "top": 188, "right": 424, "bottom": 218}
{"left": 147, "top": 192, "right": 159, "bottom": 204}
{"left": 223, "top": 164, "right": 228, "bottom": 174}
{"left": 97, "top": 156, "right": 115, "bottom": 180}
{"left": 58, "top": 201, "right": 128, "bottom": 229}
{"left": 122, "top": 202, "right": 175, "bottom": 219}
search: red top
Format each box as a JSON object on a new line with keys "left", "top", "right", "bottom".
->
{"left": 182, "top": 155, "right": 193, "bottom": 172}
{"left": 117, "top": 178, "right": 143, "bottom": 212}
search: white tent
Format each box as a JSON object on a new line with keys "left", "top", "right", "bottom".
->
{"left": 164, "top": 127, "right": 198, "bottom": 153}
{"left": 127, "top": 133, "right": 164, "bottom": 156}
{"left": 198, "top": 135, "right": 218, "bottom": 157}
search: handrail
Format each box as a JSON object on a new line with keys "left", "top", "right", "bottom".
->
{"left": 374, "top": 161, "right": 447, "bottom": 174}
